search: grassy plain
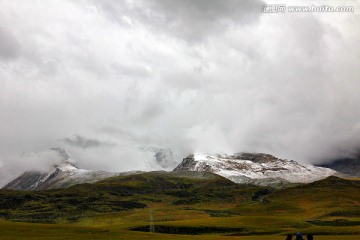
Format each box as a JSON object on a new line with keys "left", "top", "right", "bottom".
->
{"left": 0, "top": 172, "right": 360, "bottom": 239}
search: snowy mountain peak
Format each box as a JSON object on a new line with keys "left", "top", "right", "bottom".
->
{"left": 192, "top": 152, "right": 283, "bottom": 164}
{"left": 3, "top": 148, "right": 119, "bottom": 191}
{"left": 55, "top": 161, "right": 79, "bottom": 171}
{"left": 174, "top": 153, "right": 337, "bottom": 186}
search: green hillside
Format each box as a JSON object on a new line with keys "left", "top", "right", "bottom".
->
{"left": 0, "top": 171, "right": 258, "bottom": 223}
{"left": 0, "top": 172, "right": 360, "bottom": 239}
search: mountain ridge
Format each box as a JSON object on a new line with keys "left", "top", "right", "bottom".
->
{"left": 173, "top": 153, "right": 337, "bottom": 186}
{"left": 3, "top": 149, "right": 349, "bottom": 191}
{"left": 2, "top": 148, "right": 141, "bottom": 191}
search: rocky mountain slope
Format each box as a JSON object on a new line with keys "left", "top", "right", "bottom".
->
{"left": 2, "top": 148, "right": 140, "bottom": 191}
{"left": 174, "top": 153, "right": 337, "bottom": 186}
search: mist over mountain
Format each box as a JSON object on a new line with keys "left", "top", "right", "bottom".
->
{"left": 318, "top": 153, "right": 360, "bottom": 176}
{"left": 2, "top": 148, "right": 143, "bottom": 191}
{"left": 0, "top": 0, "right": 359, "bottom": 184}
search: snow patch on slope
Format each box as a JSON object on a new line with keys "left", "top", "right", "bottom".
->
{"left": 2, "top": 148, "right": 141, "bottom": 191}
{"left": 174, "top": 153, "right": 336, "bottom": 185}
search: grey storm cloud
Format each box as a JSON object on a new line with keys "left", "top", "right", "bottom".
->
{"left": 0, "top": 27, "right": 20, "bottom": 60}
{"left": 94, "top": 0, "right": 263, "bottom": 43}
{"left": 0, "top": 0, "right": 359, "bottom": 186}
{"left": 63, "top": 135, "right": 117, "bottom": 149}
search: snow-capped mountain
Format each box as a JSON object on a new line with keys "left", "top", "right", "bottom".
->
{"left": 174, "top": 153, "right": 337, "bottom": 186}
{"left": 2, "top": 148, "right": 140, "bottom": 191}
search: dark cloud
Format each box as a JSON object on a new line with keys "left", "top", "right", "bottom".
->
{"left": 0, "top": 27, "right": 20, "bottom": 60}
{"left": 145, "top": 0, "right": 263, "bottom": 42}
{"left": 63, "top": 135, "right": 117, "bottom": 149}
{"left": 154, "top": 148, "right": 176, "bottom": 169}
{"left": 93, "top": 0, "right": 264, "bottom": 43}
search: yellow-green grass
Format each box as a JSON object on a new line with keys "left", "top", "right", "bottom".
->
{"left": 1, "top": 218, "right": 360, "bottom": 240}
{"left": 1, "top": 173, "right": 360, "bottom": 238}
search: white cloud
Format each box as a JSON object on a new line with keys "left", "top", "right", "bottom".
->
{"left": 0, "top": 0, "right": 359, "bottom": 186}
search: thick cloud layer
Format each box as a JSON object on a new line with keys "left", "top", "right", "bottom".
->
{"left": 0, "top": 0, "right": 359, "bottom": 186}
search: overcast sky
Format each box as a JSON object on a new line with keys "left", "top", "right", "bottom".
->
{"left": 0, "top": 0, "right": 359, "bottom": 185}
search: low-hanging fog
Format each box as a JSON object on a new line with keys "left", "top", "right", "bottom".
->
{"left": 0, "top": 0, "right": 359, "bottom": 186}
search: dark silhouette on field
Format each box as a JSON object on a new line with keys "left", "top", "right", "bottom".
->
{"left": 296, "top": 232, "right": 304, "bottom": 240}
{"left": 285, "top": 234, "right": 292, "bottom": 240}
